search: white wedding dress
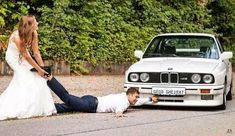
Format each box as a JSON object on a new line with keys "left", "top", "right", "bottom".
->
{"left": 0, "top": 31, "right": 57, "bottom": 120}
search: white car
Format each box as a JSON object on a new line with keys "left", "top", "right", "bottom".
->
{"left": 124, "top": 33, "right": 233, "bottom": 110}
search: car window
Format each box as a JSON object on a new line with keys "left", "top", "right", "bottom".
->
{"left": 143, "top": 36, "right": 219, "bottom": 59}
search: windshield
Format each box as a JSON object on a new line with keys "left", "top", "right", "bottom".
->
{"left": 143, "top": 36, "right": 219, "bottom": 59}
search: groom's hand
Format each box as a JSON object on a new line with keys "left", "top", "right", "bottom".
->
{"left": 115, "top": 112, "right": 126, "bottom": 118}
{"left": 151, "top": 95, "right": 159, "bottom": 103}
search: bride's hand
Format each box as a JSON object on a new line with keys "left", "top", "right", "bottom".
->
{"left": 37, "top": 69, "right": 48, "bottom": 77}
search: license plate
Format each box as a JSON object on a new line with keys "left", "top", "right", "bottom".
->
{"left": 152, "top": 87, "right": 186, "bottom": 96}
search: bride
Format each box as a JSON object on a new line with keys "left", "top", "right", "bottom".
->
{"left": 0, "top": 15, "right": 56, "bottom": 120}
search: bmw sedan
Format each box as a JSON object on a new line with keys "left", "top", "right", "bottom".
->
{"left": 124, "top": 33, "right": 233, "bottom": 110}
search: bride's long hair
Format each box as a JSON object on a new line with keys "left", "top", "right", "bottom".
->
{"left": 18, "top": 15, "right": 37, "bottom": 53}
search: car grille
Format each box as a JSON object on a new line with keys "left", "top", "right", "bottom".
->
{"left": 161, "top": 73, "right": 178, "bottom": 83}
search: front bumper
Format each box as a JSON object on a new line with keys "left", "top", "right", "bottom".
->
{"left": 124, "top": 83, "right": 224, "bottom": 107}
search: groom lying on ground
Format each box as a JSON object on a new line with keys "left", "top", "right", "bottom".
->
{"left": 46, "top": 75, "right": 158, "bottom": 117}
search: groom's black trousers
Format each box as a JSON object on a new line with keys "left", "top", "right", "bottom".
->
{"left": 47, "top": 77, "right": 98, "bottom": 113}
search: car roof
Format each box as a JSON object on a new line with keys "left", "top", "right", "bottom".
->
{"left": 157, "top": 33, "right": 215, "bottom": 37}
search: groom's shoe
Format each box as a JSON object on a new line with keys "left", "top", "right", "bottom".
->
{"left": 30, "top": 66, "right": 51, "bottom": 77}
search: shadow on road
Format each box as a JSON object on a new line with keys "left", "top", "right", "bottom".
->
{"left": 131, "top": 105, "right": 224, "bottom": 112}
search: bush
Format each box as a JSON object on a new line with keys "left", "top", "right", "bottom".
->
{"left": 0, "top": 0, "right": 235, "bottom": 74}
{"left": 0, "top": 1, "right": 28, "bottom": 60}
{"left": 0, "top": 35, "right": 8, "bottom": 60}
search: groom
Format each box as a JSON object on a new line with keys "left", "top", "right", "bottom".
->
{"left": 46, "top": 75, "right": 158, "bottom": 117}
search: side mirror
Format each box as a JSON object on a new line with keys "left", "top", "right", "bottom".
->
{"left": 134, "top": 50, "right": 144, "bottom": 59}
{"left": 221, "top": 52, "right": 233, "bottom": 60}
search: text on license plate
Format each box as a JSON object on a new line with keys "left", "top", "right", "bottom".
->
{"left": 152, "top": 87, "right": 186, "bottom": 96}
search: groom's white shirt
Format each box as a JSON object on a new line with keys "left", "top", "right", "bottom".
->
{"left": 96, "top": 93, "right": 150, "bottom": 113}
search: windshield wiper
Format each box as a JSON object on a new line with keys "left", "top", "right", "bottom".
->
{"left": 143, "top": 53, "right": 163, "bottom": 58}
{"left": 162, "top": 54, "right": 177, "bottom": 57}
{"left": 144, "top": 53, "right": 177, "bottom": 58}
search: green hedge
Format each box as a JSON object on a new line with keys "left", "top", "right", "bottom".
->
{"left": 0, "top": 0, "right": 235, "bottom": 73}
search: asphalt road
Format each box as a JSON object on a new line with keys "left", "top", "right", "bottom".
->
{"left": 0, "top": 102, "right": 235, "bottom": 136}
{"left": 0, "top": 75, "right": 235, "bottom": 136}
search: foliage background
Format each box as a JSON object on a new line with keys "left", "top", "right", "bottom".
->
{"left": 0, "top": 0, "right": 235, "bottom": 73}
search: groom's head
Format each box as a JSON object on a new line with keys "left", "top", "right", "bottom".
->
{"left": 126, "top": 88, "right": 140, "bottom": 105}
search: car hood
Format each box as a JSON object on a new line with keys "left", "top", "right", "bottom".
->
{"left": 128, "top": 58, "right": 220, "bottom": 73}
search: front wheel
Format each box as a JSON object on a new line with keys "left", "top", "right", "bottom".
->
{"left": 217, "top": 93, "right": 226, "bottom": 110}
{"left": 217, "top": 82, "right": 227, "bottom": 110}
{"left": 226, "top": 83, "right": 233, "bottom": 101}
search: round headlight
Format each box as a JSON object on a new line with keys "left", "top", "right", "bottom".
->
{"left": 191, "top": 74, "right": 201, "bottom": 83}
{"left": 203, "top": 75, "right": 213, "bottom": 83}
{"left": 129, "top": 73, "right": 139, "bottom": 82}
{"left": 140, "top": 73, "right": 150, "bottom": 82}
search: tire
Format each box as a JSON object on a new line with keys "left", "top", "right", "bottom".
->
{"left": 217, "top": 82, "right": 227, "bottom": 110}
{"left": 217, "top": 93, "right": 226, "bottom": 110}
{"left": 226, "top": 83, "right": 233, "bottom": 101}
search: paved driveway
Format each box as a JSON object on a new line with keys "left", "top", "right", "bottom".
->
{"left": 0, "top": 101, "right": 235, "bottom": 136}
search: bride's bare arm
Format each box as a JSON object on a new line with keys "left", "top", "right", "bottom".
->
{"left": 13, "top": 36, "right": 46, "bottom": 77}
{"left": 31, "top": 30, "right": 44, "bottom": 66}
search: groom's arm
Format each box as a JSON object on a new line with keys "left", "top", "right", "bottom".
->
{"left": 135, "top": 95, "right": 158, "bottom": 106}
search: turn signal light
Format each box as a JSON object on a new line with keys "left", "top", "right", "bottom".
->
{"left": 200, "top": 89, "right": 210, "bottom": 94}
